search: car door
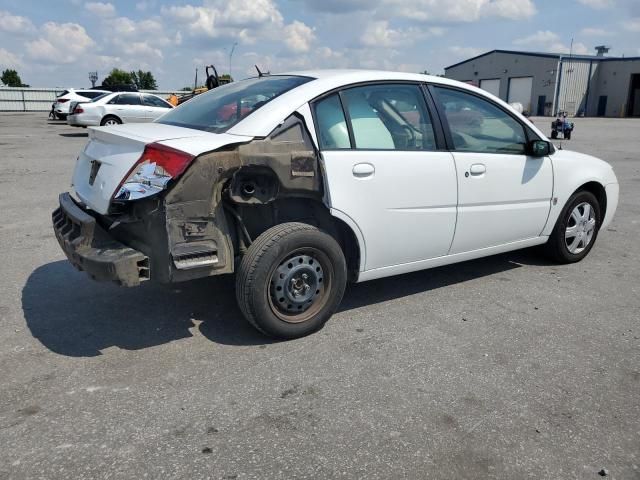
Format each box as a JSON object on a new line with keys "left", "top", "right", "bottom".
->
{"left": 431, "top": 85, "right": 553, "bottom": 254}
{"left": 313, "top": 83, "right": 458, "bottom": 272}
{"left": 110, "top": 93, "right": 145, "bottom": 123}
{"left": 142, "top": 94, "right": 173, "bottom": 121}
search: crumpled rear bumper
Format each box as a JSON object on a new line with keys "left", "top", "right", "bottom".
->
{"left": 52, "top": 192, "right": 150, "bottom": 287}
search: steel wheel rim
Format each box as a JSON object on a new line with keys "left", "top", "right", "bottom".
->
{"left": 565, "top": 201, "right": 596, "bottom": 254}
{"left": 267, "top": 248, "right": 332, "bottom": 324}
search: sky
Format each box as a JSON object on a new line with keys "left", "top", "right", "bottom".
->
{"left": 0, "top": 0, "right": 639, "bottom": 89}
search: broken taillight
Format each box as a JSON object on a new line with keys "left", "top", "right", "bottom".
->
{"left": 113, "top": 143, "right": 194, "bottom": 202}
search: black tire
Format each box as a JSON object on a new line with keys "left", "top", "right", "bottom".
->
{"left": 56, "top": 113, "right": 67, "bottom": 121}
{"left": 100, "top": 115, "right": 122, "bottom": 126}
{"left": 565, "top": 130, "right": 571, "bottom": 140}
{"left": 551, "top": 130, "right": 558, "bottom": 139}
{"left": 236, "top": 222, "right": 347, "bottom": 339}
{"left": 543, "top": 190, "right": 601, "bottom": 263}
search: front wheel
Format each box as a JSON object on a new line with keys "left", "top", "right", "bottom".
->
{"left": 236, "top": 222, "right": 347, "bottom": 339}
{"left": 543, "top": 191, "right": 601, "bottom": 263}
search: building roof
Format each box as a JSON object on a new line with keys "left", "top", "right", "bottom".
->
{"left": 444, "top": 49, "right": 640, "bottom": 70}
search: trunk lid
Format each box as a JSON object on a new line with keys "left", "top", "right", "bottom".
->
{"left": 72, "top": 123, "right": 251, "bottom": 214}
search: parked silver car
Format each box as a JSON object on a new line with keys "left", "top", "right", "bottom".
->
{"left": 67, "top": 92, "right": 173, "bottom": 127}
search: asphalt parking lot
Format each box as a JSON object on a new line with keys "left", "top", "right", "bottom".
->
{"left": 0, "top": 113, "right": 638, "bottom": 479}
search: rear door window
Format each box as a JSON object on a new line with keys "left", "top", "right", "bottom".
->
{"left": 340, "top": 83, "right": 436, "bottom": 150}
{"left": 143, "top": 94, "right": 171, "bottom": 108}
{"left": 313, "top": 94, "right": 351, "bottom": 149}
{"left": 113, "top": 93, "right": 141, "bottom": 105}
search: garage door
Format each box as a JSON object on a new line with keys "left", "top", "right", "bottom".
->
{"left": 479, "top": 79, "right": 500, "bottom": 98}
{"left": 508, "top": 77, "right": 533, "bottom": 113}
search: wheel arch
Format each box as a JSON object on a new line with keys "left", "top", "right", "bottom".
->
{"left": 328, "top": 209, "right": 365, "bottom": 281}
{"left": 101, "top": 114, "right": 122, "bottom": 125}
{"left": 577, "top": 181, "right": 607, "bottom": 221}
{"left": 223, "top": 197, "right": 365, "bottom": 282}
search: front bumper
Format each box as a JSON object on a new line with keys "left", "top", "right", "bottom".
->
{"left": 52, "top": 192, "right": 150, "bottom": 287}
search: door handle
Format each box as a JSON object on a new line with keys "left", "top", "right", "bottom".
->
{"left": 352, "top": 163, "right": 375, "bottom": 178}
{"left": 469, "top": 163, "right": 486, "bottom": 176}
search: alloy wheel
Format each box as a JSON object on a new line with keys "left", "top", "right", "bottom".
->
{"left": 565, "top": 202, "right": 597, "bottom": 254}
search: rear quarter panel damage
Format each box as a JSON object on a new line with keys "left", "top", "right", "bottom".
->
{"left": 159, "top": 113, "right": 324, "bottom": 282}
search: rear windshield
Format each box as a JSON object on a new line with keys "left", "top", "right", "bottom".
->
{"left": 79, "top": 91, "right": 107, "bottom": 99}
{"left": 157, "top": 75, "right": 311, "bottom": 133}
{"left": 91, "top": 93, "right": 111, "bottom": 102}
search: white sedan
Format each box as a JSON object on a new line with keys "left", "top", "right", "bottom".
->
{"left": 52, "top": 70, "right": 619, "bottom": 339}
{"left": 67, "top": 92, "right": 173, "bottom": 127}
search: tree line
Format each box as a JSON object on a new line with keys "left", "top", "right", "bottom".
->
{"left": 0, "top": 68, "right": 157, "bottom": 89}
{"left": 102, "top": 68, "right": 157, "bottom": 90}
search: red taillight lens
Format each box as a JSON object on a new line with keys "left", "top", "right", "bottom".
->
{"left": 112, "top": 143, "right": 194, "bottom": 201}
{"left": 57, "top": 98, "right": 69, "bottom": 103}
{"left": 139, "top": 143, "right": 194, "bottom": 178}
{"left": 74, "top": 107, "right": 84, "bottom": 114}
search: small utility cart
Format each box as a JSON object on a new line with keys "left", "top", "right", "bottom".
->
{"left": 551, "top": 111, "right": 574, "bottom": 139}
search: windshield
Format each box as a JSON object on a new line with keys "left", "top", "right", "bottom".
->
{"left": 157, "top": 75, "right": 311, "bottom": 133}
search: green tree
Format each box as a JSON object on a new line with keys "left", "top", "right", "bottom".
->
{"left": 102, "top": 68, "right": 134, "bottom": 87}
{"left": 1, "top": 69, "right": 24, "bottom": 87}
{"left": 130, "top": 70, "right": 157, "bottom": 90}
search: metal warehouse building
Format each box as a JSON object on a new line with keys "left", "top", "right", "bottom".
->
{"left": 444, "top": 48, "right": 640, "bottom": 117}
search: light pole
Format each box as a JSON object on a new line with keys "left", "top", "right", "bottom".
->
{"left": 229, "top": 42, "right": 238, "bottom": 81}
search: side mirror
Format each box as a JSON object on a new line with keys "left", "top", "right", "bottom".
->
{"left": 529, "top": 140, "right": 551, "bottom": 157}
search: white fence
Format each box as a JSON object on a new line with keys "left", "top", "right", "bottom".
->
{"left": 0, "top": 87, "right": 183, "bottom": 112}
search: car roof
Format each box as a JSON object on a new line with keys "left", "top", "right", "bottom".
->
{"left": 227, "top": 69, "right": 546, "bottom": 140}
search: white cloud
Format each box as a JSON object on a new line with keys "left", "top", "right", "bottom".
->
{"left": 382, "top": 0, "right": 536, "bottom": 22}
{"left": 0, "top": 10, "right": 35, "bottom": 33}
{"left": 135, "top": 1, "right": 156, "bottom": 11}
{"left": 162, "top": 0, "right": 283, "bottom": 40}
{"left": 513, "top": 30, "right": 560, "bottom": 45}
{"left": 360, "top": 21, "right": 444, "bottom": 47}
{"left": 623, "top": 18, "right": 640, "bottom": 31}
{"left": 580, "top": 27, "right": 612, "bottom": 36}
{"left": 577, "top": 0, "right": 614, "bottom": 9}
{"left": 513, "top": 30, "right": 589, "bottom": 55}
{"left": 284, "top": 21, "right": 315, "bottom": 53}
{"left": 360, "top": 21, "right": 404, "bottom": 47}
{"left": 449, "top": 46, "right": 484, "bottom": 58}
{"left": 0, "top": 47, "right": 23, "bottom": 68}
{"left": 84, "top": 2, "right": 116, "bottom": 17}
{"left": 26, "top": 22, "right": 95, "bottom": 64}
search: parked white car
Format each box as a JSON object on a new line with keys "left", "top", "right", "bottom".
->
{"left": 52, "top": 70, "right": 619, "bottom": 339}
{"left": 52, "top": 88, "right": 109, "bottom": 119}
{"left": 67, "top": 92, "right": 173, "bottom": 127}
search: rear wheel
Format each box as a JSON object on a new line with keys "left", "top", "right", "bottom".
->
{"left": 100, "top": 116, "right": 121, "bottom": 126}
{"left": 236, "top": 222, "right": 347, "bottom": 339}
{"left": 543, "top": 191, "right": 601, "bottom": 263}
{"left": 551, "top": 130, "right": 558, "bottom": 139}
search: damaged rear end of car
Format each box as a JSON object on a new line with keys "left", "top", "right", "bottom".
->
{"left": 52, "top": 74, "right": 348, "bottom": 289}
